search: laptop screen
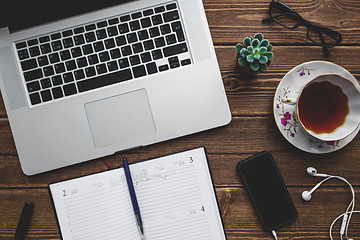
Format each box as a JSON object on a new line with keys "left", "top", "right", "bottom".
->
{"left": 0, "top": 0, "right": 133, "bottom": 33}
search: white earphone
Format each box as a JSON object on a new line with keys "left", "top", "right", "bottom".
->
{"left": 302, "top": 167, "right": 359, "bottom": 240}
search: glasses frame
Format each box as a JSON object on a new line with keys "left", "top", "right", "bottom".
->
{"left": 263, "top": 0, "right": 343, "bottom": 57}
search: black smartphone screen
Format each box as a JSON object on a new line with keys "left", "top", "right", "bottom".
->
{"left": 237, "top": 151, "right": 297, "bottom": 231}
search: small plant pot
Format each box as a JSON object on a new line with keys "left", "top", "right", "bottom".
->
{"left": 236, "top": 33, "right": 274, "bottom": 74}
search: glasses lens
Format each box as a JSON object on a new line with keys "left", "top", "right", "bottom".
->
{"left": 270, "top": 7, "right": 301, "bottom": 29}
{"left": 307, "top": 28, "right": 339, "bottom": 47}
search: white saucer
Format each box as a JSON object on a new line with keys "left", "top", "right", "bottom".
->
{"left": 273, "top": 61, "right": 360, "bottom": 154}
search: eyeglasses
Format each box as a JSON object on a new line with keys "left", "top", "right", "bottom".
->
{"left": 262, "top": 0, "right": 342, "bottom": 57}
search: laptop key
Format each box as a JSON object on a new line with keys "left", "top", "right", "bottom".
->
{"left": 49, "top": 53, "right": 60, "bottom": 64}
{"left": 143, "top": 9, "right": 154, "bottom": 16}
{"left": 41, "top": 89, "right": 52, "bottom": 102}
{"left": 85, "top": 66, "right": 96, "bottom": 77}
{"left": 159, "top": 64, "right": 169, "bottom": 72}
{"left": 127, "top": 33, "right": 138, "bottom": 43}
{"left": 118, "top": 58, "right": 130, "bottom": 69}
{"left": 109, "top": 18, "right": 119, "bottom": 25}
{"left": 96, "top": 29, "right": 107, "bottom": 40}
{"left": 121, "top": 46, "right": 132, "bottom": 56}
{"left": 107, "top": 61, "right": 119, "bottom": 71}
{"left": 138, "top": 30, "right": 149, "bottom": 41}
{"left": 52, "top": 87, "right": 64, "bottom": 99}
{"left": 93, "top": 42, "right": 104, "bottom": 52}
{"left": 21, "top": 59, "right": 37, "bottom": 71}
{"left": 82, "top": 44, "right": 94, "bottom": 54}
{"left": 163, "top": 10, "right": 180, "bottom": 22}
{"left": 99, "top": 51, "right": 110, "bottom": 62}
{"left": 132, "top": 65, "right": 146, "bottom": 78}
{"left": 54, "top": 63, "right": 66, "bottom": 73}
{"left": 152, "top": 15, "right": 163, "bottom": 25}
{"left": 60, "top": 50, "right": 71, "bottom": 61}
{"left": 129, "top": 20, "right": 141, "bottom": 31}
{"left": 88, "top": 54, "right": 99, "bottom": 65}
{"left": 149, "top": 27, "right": 160, "bottom": 37}
{"left": 30, "top": 92, "right": 41, "bottom": 105}
{"left": 85, "top": 24, "right": 96, "bottom": 31}
{"left": 155, "top": 6, "right": 165, "bottom": 13}
{"left": 166, "top": 3, "right": 177, "bottom": 10}
{"left": 27, "top": 39, "right": 37, "bottom": 46}
{"left": 172, "top": 21, "right": 185, "bottom": 42}
{"left": 120, "top": 15, "right": 131, "bottom": 22}
{"left": 141, "top": 18, "right": 152, "bottom": 28}
{"left": 63, "top": 72, "right": 74, "bottom": 83}
{"left": 163, "top": 42, "right": 188, "bottom": 57}
{"left": 74, "top": 27, "right": 85, "bottom": 34}
{"left": 71, "top": 47, "right": 82, "bottom": 58}
{"left": 52, "top": 40, "right": 63, "bottom": 51}
{"left": 37, "top": 56, "right": 49, "bottom": 66}
{"left": 131, "top": 12, "right": 142, "bottom": 19}
{"left": 166, "top": 34, "right": 177, "bottom": 45}
{"left": 104, "top": 39, "right": 116, "bottom": 49}
{"left": 27, "top": 81, "right": 41, "bottom": 92}
{"left": 181, "top": 58, "right": 191, "bottom": 66}
{"left": 50, "top": 33, "right": 61, "bottom": 40}
{"left": 118, "top": 23, "right": 130, "bottom": 34}
{"left": 77, "top": 69, "right": 133, "bottom": 93}
{"left": 107, "top": 26, "right": 119, "bottom": 37}
{"left": 115, "top": 36, "right": 127, "bottom": 46}
{"left": 65, "top": 60, "right": 76, "bottom": 71}
{"left": 29, "top": 46, "right": 40, "bottom": 57}
{"left": 146, "top": 62, "right": 158, "bottom": 75}
{"left": 110, "top": 49, "right": 121, "bottom": 59}
{"left": 24, "top": 69, "right": 43, "bottom": 82}
{"left": 74, "top": 69, "right": 85, "bottom": 80}
{"left": 63, "top": 83, "right": 77, "bottom": 96}
{"left": 63, "top": 38, "right": 74, "bottom": 48}
{"left": 96, "top": 64, "right": 107, "bottom": 74}
{"left": 16, "top": 42, "right": 26, "bottom": 49}
{"left": 152, "top": 49, "right": 163, "bottom": 60}
{"left": 62, "top": 30, "right": 73, "bottom": 37}
{"left": 130, "top": 55, "right": 141, "bottom": 66}
{"left": 43, "top": 66, "right": 55, "bottom": 77}
{"left": 140, "top": 52, "right": 151, "bottom": 63}
{"left": 74, "top": 35, "right": 85, "bottom": 45}
{"left": 85, "top": 32, "right": 96, "bottom": 42}
{"left": 40, "top": 78, "right": 52, "bottom": 89}
{"left": 39, "top": 36, "right": 50, "bottom": 43}
{"left": 18, "top": 49, "right": 29, "bottom": 60}
{"left": 51, "top": 75, "right": 63, "bottom": 86}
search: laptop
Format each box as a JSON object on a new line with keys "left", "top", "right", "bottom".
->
{"left": 0, "top": 0, "right": 231, "bottom": 175}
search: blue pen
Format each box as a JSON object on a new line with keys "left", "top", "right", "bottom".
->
{"left": 123, "top": 158, "right": 145, "bottom": 237}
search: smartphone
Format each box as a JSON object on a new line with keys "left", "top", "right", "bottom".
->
{"left": 237, "top": 151, "right": 298, "bottom": 231}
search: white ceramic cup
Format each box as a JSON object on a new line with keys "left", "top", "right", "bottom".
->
{"left": 282, "top": 74, "right": 360, "bottom": 141}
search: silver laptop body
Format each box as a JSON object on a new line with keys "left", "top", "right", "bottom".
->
{"left": 0, "top": 0, "right": 231, "bottom": 175}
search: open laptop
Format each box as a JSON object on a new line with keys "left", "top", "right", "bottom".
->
{"left": 0, "top": 0, "right": 231, "bottom": 175}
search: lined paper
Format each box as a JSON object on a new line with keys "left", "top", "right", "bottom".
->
{"left": 49, "top": 147, "right": 226, "bottom": 240}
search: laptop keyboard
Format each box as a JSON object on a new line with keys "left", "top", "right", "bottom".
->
{"left": 15, "top": 2, "right": 192, "bottom": 106}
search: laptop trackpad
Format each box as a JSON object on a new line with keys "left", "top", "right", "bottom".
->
{"left": 85, "top": 89, "right": 156, "bottom": 148}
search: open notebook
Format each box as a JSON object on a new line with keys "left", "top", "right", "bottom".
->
{"left": 48, "top": 147, "right": 227, "bottom": 240}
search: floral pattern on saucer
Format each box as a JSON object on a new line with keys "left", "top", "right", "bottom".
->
{"left": 273, "top": 61, "right": 360, "bottom": 154}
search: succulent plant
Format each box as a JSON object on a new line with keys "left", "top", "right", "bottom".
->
{"left": 236, "top": 33, "right": 274, "bottom": 73}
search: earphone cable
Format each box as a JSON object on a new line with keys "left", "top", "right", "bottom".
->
{"left": 272, "top": 230, "right": 278, "bottom": 240}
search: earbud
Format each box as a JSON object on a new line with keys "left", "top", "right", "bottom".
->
{"left": 306, "top": 167, "right": 330, "bottom": 178}
{"left": 301, "top": 182, "right": 322, "bottom": 201}
{"left": 301, "top": 191, "right": 312, "bottom": 201}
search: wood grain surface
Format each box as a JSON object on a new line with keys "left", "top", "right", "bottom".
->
{"left": 1, "top": 0, "right": 360, "bottom": 239}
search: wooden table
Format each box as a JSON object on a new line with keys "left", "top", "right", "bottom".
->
{"left": 1, "top": 0, "right": 360, "bottom": 239}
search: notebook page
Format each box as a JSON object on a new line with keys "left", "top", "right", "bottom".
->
{"left": 131, "top": 147, "right": 226, "bottom": 240}
{"left": 49, "top": 168, "right": 142, "bottom": 240}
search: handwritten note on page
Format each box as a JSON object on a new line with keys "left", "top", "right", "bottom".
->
{"left": 49, "top": 147, "right": 226, "bottom": 240}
